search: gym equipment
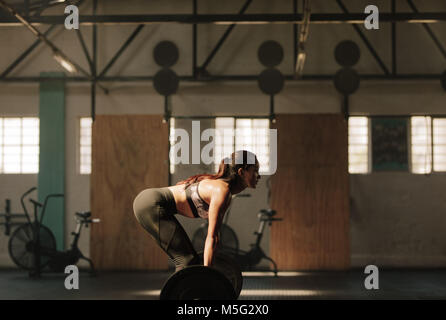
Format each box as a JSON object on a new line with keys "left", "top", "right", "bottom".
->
{"left": 153, "top": 68, "right": 179, "bottom": 96}
{"left": 258, "top": 68, "right": 284, "bottom": 95}
{"left": 197, "top": 251, "right": 243, "bottom": 298}
{"left": 160, "top": 251, "right": 242, "bottom": 300}
{"left": 153, "top": 41, "right": 179, "bottom": 67}
{"left": 334, "top": 67, "right": 360, "bottom": 95}
{"left": 335, "top": 40, "right": 360, "bottom": 67}
{"left": 232, "top": 209, "right": 282, "bottom": 274}
{"left": 192, "top": 208, "right": 282, "bottom": 275}
{"left": 9, "top": 222, "right": 57, "bottom": 271}
{"left": 0, "top": 199, "right": 27, "bottom": 236}
{"left": 7, "top": 187, "right": 99, "bottom": 277}
{"left": 258, "top": 40, "right": 284, "bottom": 67}
{"left": 191, "top": 193, "right": 251, "bottom": 255}
{"left": 192, "top": 224, "right": 239, "bottom": 255}
{"left": 160, "top": 266, "right": 236, "bottom": 300}
{"left": 7, "top": 187, "right": 55, "bottom": 272}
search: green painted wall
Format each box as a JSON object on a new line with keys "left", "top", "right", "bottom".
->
{"left": 38, "top": 72, "right": 65, "bottom": 251}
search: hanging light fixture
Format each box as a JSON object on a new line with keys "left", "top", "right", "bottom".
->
{"left": 52, "top": 50, "right": 78, "bottom": 73}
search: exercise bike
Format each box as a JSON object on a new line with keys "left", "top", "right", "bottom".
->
{"left": 191, "top": 193, "right": 251, "bottom": 255}
{"left": 8, "top": 187, "right": 99, "bottom": 277}
{"left": 192, "top": 199, "right": 282, "bottom": 274}
{"left": 0, "top": 198, "right": 27, "bottom": 236}
{"left": 230, "top": 208, "right": 282, "bottom": 275}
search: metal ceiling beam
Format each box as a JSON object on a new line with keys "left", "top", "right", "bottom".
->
{"left": 24, "top": 0, "right": 29, "bottom": 17}
{"left": 407, "top": 0, "right": 446, "bottom": 60}
{"left": 1, "top": 13, "right": 446, "bottom": 26}
{"left": 75, "top": 28, "right": 93, "bottom": 73}
{"left": 293, "top": 0, "right": 298, "bottom": 72}
{"left": 98, "top": 24, "right": 145, "bottom": 78}
{"left": 336, "top": 0, "right": 390, "bottom": 75}
{"left": 1, "top": 73, "right": 442, "bottom": 83}
{"left": 199, "top": 0, "right": 253, "bottom": 73}
{"left": 12, "top": 0, "right": 67, "bottom": 14}
{"left": 0, "top": 0, "right": 112, "bottom": 94}
{"left": 391, "top": 0, "right": 396, "bottom": 75}
{"left": 92, "top": 0, "right": 97, "bottom": 121}
{"left": 192, "top": 0, "right": 197, "bottom": 77}
{"left": 0, "top": 24, "right": 56, "bottom": 78}
{"left": 295, "top": 0, "right": 311, "bottom": 76}
{"left": 0, "top": 0, "right": 84, "bottom": 79}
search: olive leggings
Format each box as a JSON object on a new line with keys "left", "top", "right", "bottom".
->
{"left": 133, "top": 187, "right": 199, "bottom": 272}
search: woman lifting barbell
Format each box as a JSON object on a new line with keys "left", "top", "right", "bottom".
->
{"left": 133, "top": 150, "right": 260, "bottom": 272}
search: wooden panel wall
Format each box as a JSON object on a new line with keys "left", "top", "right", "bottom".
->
{"left": 91, "top": 115, "right": 169, "bottom": 270}
{"left": 270, "top": 114, "right": 350, "bottom": 270}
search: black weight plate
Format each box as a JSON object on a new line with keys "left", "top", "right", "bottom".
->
{"left": 154, "top": 41, "right": 179, "bottom": 67}
{"left": 198, "top": 251, "right": 243, "bottom": 298}
{"left": 335, "top": 40, "right": 360, "bottom": 67}
{"left": 441, "top": 71, "right": 446, "bottom": 91}
{"left": 258, "top": 68, "right": 284, "bottom": 95}
{"left": 160, "top": 266, "right": 236, "bottom": 300}
{"left": 334, "top": 67, "right": 360, "bottom": 95}
{"left": 258, "top": 40, "right": 284, "bottom": 67}
{"left": 153, "top": 68, "right": 179, "bottom": 96}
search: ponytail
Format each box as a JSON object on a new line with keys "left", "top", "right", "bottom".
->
{"left": 176, "top": 150, "right": 257, "bottom": 188}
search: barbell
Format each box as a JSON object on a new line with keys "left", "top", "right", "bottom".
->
{"left": 160, "top": 251, "right": 243, "bottom": 300}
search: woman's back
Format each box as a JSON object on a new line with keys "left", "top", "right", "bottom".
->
{"left": 168, "top": 179, "right": 231, "bottom": 219}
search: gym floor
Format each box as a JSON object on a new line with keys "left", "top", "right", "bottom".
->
{"left": 1, "top": 269, "right": 445, "bottom": 300}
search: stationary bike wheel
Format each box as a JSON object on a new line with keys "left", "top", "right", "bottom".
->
{"left": 192, "top": 224, "right": 239, "bottom": 256}
{"left": 8, "top": 223, "right": 57, "bottom": 270}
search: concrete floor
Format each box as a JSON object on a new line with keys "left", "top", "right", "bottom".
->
{"left": 1, "top": 269, "right": 445, "bottom": 300}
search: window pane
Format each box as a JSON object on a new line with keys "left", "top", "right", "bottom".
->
{"left": 214, "top": 118, "right": 235, "bottom": 172}
{"left": 433, "top": 118, "right": 446, "bottom": 172}
{"left": 216, "top": 118, "right": 234, "bottom": 128}
{"left": 411, "top": 117, "right": 432, "bottom": 174}
{"left": 79, "top": 117, "right": 92, "bottom": 175}
{"left": 348, "top": 117, "right": 369, "bottom": 174}
{"left": 3, "top": 146, "right": 21, "bottom": 173}
{"left": 4, "top": 118, "right": 21, "bottom": 145}
{"left": 215, "top": 117, "right": 271, "bottom": 174}
{"left": 349, "top": 117, "right": 367, "bottom": 126}
{"left": 235, "top": 119, "right": 270, "bottom": 173}
{"left": 22, "top": 121, "right": 39, "bottom": 146}
{"left": 0, "top": 117, "right": 39, "bottom": 174}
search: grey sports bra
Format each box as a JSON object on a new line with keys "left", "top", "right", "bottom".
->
{"left": 185, "top": 181, "right": 209, "bottom": 219}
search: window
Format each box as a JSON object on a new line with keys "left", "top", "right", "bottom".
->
{"left": 410, "top": 116, "right": 432, "bottom": 174}
{"left": 409, "top": 116, "right": 446, "bottom": 174}
{"left": 214, "top": 117, "right": 235, "bottom": 173}
{"left": 0, "top": 117, "right": 39, "bottom": 174}
{"left": 433, "top": 118, "right": 446, "bottom": 172}
{"left": 214, "top": 117, "right": 271, "bottom": 174}
{"left": 348, "top": 117, "right": 369, "bottom": 174}
{"left": 79, "top": 117, "right": 92, "bottom": 174}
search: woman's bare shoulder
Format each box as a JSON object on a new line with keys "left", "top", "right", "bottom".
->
{"left": 202, "top": 178, "right": 229, "bottom": 189}
{"left": 201, "top": 179, "right": 231, "bottom": 202}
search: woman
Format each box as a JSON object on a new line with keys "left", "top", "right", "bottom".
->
{"left": 133, "top": 150, "right": 260, "bottom": 272}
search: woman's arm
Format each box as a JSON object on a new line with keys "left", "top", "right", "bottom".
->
{"left": 203, "top": 186, "right": 230, "bottom": 266}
